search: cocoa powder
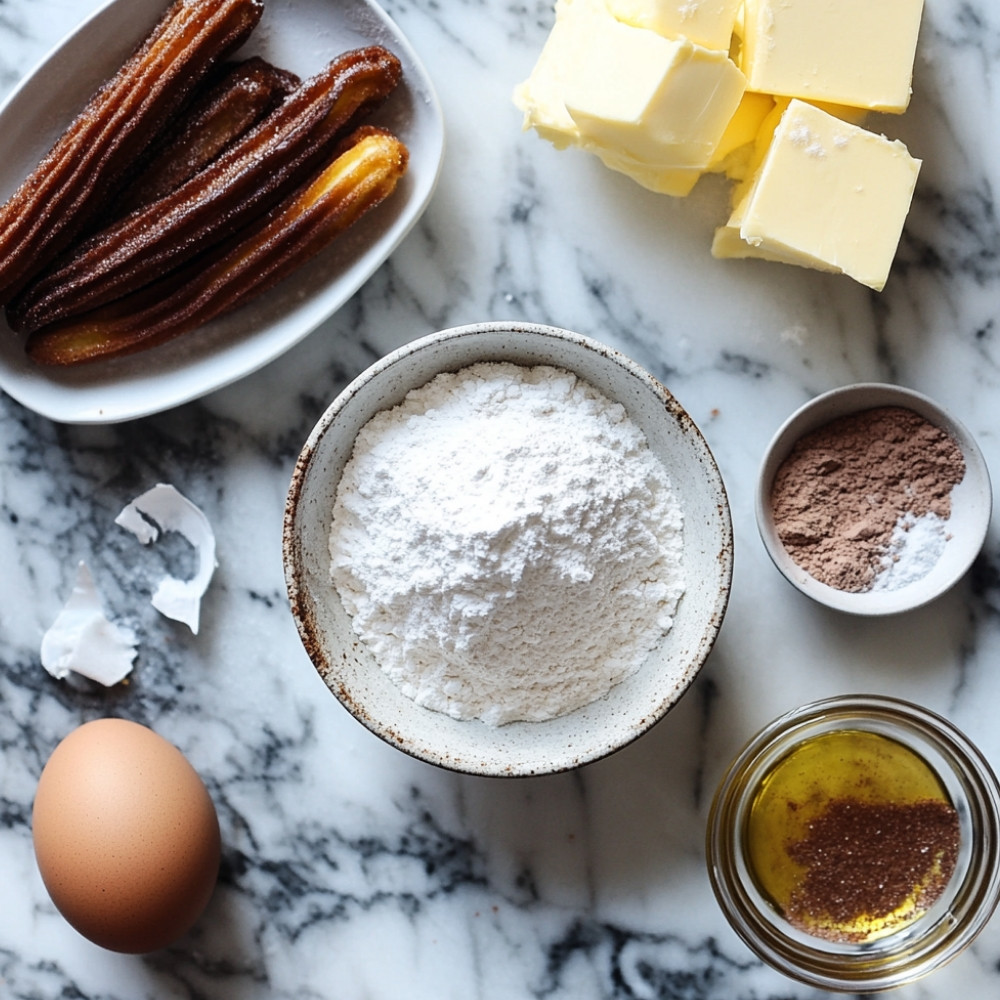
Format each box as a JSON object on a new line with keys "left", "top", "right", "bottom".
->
{"left": 770, "top": 406, "right": 966, "bottom": 592}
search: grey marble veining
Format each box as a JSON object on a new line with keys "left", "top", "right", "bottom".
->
{"left": 2, "top": 0, "right": 1000, "bottom": 997}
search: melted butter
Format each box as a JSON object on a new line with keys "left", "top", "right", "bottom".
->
{"left": 746, "top": 729, "right": 958, "bottom": 943}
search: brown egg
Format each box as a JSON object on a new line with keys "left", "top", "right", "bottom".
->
{"left": 32, "top": 718, "right": 221, "bottom": 953}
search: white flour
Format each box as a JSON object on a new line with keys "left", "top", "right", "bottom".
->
{"left": 328, "top": 362, "right": 686, "bottom": 726}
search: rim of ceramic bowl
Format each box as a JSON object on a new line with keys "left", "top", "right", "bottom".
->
{"left": 755, "top": 383, "right": 991, "bottom": 616}
{"left": 282, "top": 321, "right": 734, "bottom": 776}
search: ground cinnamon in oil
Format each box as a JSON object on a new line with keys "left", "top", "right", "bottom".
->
{"left": 785, "top": 798, "right": 960, "bottom": 942}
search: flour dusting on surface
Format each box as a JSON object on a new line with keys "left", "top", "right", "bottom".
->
{"left": 328, "top": 362, "right": 686, "bottom": 726}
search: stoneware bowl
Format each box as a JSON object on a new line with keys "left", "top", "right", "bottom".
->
{"left": 283, "top": 321, "right": 733, "bottom": 776}
{"left": 756, "top": 383, "right": 991, "bottom": 616}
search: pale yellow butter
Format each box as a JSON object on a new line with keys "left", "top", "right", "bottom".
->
{"left": 706, "top": 90, "right": 774, "bottom": 178}
{"left": 607, "top": 0, "right": 742, "bottom": 51}
{"left": 513, "top": 0, "right": 746, "bottom": 191}
{"left": 561, "top": 15, "right": 746, "bottom": 169}
{"left": 515, "top": 0, "right": 924, "bottom": 290}
{"left": 591, "top": 148, "right": 703, "bottom": 196}
{"left": 739, "top": 0, "right": 925, "bottom": 112}
{"left": 512, "top": 0, "right": 598, "bottom": 149}
{"left": 712, "top": 100, "right": 921, "bottom": 291}
{"left": 712, "top": 95, "right": 867, "bottom": 180}
{"left": 811, "top": 100, "right": 871, "bottom": 127}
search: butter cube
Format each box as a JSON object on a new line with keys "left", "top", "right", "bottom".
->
{"left": 739, "top": 0, "right": 925, "bottom": 112}
{"left": 713, "top": 95, "right": 868, "bottom": 182}
{"left": 562, "top": 17, "right": 746, "bottom": 169}
{"left": 590, "top": 148, "right": 703, "bottom": 196}
{"left": 514, "top": 0, "right": 746, "bottom": 193}
{"left": 811, "top": 101, "right": 871, "bottom": 128}
{"left": 607, "top": 0, "right": 742, "bottom": 51}
{"left": 513, "top": 0, "right": 600, "bottom": 149}
{"left": 712, "top": 100, "right": 921, "bottom": 291}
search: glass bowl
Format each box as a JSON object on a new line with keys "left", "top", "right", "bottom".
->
{"left": 706, "top": 695, "right": 1000, "bottom": 992}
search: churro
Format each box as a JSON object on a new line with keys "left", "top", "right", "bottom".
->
{"left": 26, "top": 127, "right": 409, "bottom": 365}
{"left": 0, "top": 0, "right": 263, "bottom": 302}
{"left": 112, "top": 56, "right": 300, "bottom": 216}
{"left": 11, "top": 45, "right": 402, "bottom": 333}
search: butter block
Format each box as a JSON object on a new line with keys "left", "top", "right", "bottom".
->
{"left": 713, "top": 100, "right": 921, "bottom": 290}
{"left": 717, "top": 97, "right": 867, "bottom": 184}
{"left": 513, "top": 0, "right": 746, "bottom": 192}
{"left": 811, "top": 101, "right": 871, "bottom": 128}
{"left": 739, "top": 0, "right": 925, "bottom": 112}
{"left": 562, "top": 16, "right": 746, "bottom": 170}
{"left": 719, "top": 97, "right": 786, "bottom": 200}
{"left": 591, "top": 148, "right": 703, "bottom": 195}
{"left": 607, "top": 0, "right": 742, "bottom": 51}
{"left": 512, "top": 0, "right": 599, "bottom": 149}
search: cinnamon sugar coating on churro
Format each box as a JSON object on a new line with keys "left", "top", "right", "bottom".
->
{"left": 10, "top": 45, "right": 402, "bottom": 334}
{"left": 26, "top": 127, "right": 409, "bottom": 365}
{"left": 0, "top": 0, "right": 263, "bottom": 302}
{"left": 111, "top": 56, "right": 301, "bottom": 217}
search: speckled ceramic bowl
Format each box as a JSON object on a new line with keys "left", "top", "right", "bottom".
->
{"left": 283, "top": 322, "right": 733, "bottom": 776}
{"left": 756, "top": 383, "right": 991, "bottom": 616}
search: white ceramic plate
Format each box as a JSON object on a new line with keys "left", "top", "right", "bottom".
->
{"left": 0, "top": 0, "right": 444, "bottom": 423}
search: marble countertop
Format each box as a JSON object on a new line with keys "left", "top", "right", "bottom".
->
{"left": 2, "top": 0, "right": 1000, "bottom": 996}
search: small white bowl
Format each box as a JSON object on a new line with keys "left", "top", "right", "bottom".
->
{"left": 283, "top": 322, "right": 733, "bottom": 776}
{"left": 756, "top": 383, "right": 991, "bottom": 616}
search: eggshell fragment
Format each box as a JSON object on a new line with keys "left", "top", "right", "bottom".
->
{"left": 39, "top": 561, "right": 137, "bottom": 686}
{"left": 115, "top": 483, "right": 217, "bottom": 634}
{"left": 32, "top": 718, "right": 221, "bottom": 953}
